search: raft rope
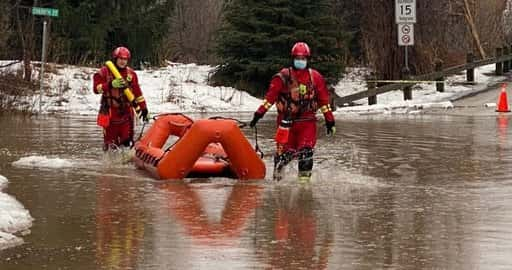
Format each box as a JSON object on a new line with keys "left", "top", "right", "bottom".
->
{"left": 208, "top": 116, "right": 246, "bottom": 128}
{"left": 131, "top": 119, "right": 148, "bottom": 149}
{"left": 253, "top": 125, "right": 264, "bottom": 159}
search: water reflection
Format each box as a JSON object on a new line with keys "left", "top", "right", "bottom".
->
{"left": 95, "top": 173, "right": 145, "bottom": 270}
{"left": 255, "top": 185, "right": 333, "bottom": 270}
{"left": 497, "top": 114, "right": 508, "bottom": 151}
{"left": 158, "top": 181, "right": 263, "bottom": 245}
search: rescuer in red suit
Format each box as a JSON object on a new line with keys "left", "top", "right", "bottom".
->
{"left": 93, "top": 46, "right": 149, "bottom": 151}
{"left": 249, "top": 42, "right": 336, "bottom": 180}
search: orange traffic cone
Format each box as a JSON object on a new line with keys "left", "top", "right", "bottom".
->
{"left": 496, "top": 84, "right": 510, "bottom": 112}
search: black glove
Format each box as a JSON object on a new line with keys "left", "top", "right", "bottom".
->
{"left": 326, "top": 120, "right": 336, "bottom": 136}
{"left": 249, "top": 112, "right": 263, "bottom": 128}
{"left": 139, "top": 108, "right": 149, "bottom": 122}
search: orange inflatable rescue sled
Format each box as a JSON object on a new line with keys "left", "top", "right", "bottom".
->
{"left": 133, "top": 113, "right": 266, "bottom": 180}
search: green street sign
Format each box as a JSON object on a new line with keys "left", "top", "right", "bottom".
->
{"left": 32, "top": 7, "right": 59, "bottom": 17}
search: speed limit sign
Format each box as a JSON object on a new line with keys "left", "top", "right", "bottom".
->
{"left": 396, "top": 0, "right": 416, "bottom": 23}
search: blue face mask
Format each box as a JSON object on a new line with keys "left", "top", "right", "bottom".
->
{"left": 293, "top": 59, "right": 307, "bottom": 70}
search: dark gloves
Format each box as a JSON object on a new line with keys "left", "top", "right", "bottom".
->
{"left": 139, "top": 108, "right": 149, "bottom": 122}
{"left": 326, "top": 120, "right": 336, "bottom": 136}
{"left": 249, "top": 112, "right": 263, "bottom": 128}
{"left": 111, "top": 78, "right": 128, "bottom": 88}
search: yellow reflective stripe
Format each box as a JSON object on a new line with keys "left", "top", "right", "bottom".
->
{"left": 96, "top": 84, "right": 103, "bottom": 93}
{"left": 263, "top": 99, "right": 273, "bottom": 109}
{"left": 135, "top": 96, "right": 145, "bottom": 103}
{"left": 320, "top": 104, "right": 331, "bottom": 113}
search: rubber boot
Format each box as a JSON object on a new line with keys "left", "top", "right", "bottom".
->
{"left": 298, "top": 170, "right": 312, "bottom": 183}
{"left": 273, "top": 151, "right": 293, "bottom": 181}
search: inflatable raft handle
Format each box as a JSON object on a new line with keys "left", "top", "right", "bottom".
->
{"left": 169, "top": 120, "right": 193, "bottom": 128}
{"left": 209, "top": 116, "right": 247, "bottom": 128}
{"left": 154, "top": 113, "right": 194, "bottom": 123}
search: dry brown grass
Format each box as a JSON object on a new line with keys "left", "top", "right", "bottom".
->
{"left": 0, "top": 73, "right": 38, "bottom": 114}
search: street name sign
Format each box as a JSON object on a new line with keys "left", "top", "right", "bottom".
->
{"left": 32, "top": 7, "right": 59, "bottom": 17}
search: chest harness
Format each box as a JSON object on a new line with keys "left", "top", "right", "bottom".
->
{"left": 100, "top": 69, "right": 133, "bottom": 116}
{"left": 274, "top": 68, "right": 318, "bottom": 119}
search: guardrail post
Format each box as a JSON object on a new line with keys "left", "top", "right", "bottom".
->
{"left": 368, "top": 81, "right": 377, "bottom": 105}
{"left": 466, "top": 53, "right": 475, "bottom": 82}
{"left": 435, "top": 60, "right": 444, "bottom": 92}
{"left": 496, "top": 47, "right": 503, "bottom": 75}
{"left": 509, "top": 44, "right": 512, "bottom": 72}
{"left": 504, "top": 46, "right": 510, "bottom": 73}
{"left": 509, "top": 44, "right": 512, "bottom": 73}
{"left": 403, "top": 85, "right": 412, "bottom": 100}
{"left": 328, "top": 86, "right": 337, "bottom": 111}
{"left": 401, "top": 68, "right": 412, "bottom": 100}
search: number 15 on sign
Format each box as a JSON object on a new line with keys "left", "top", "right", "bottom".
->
{"left": 395, "top": 0, "right": 416, "bottom": 23}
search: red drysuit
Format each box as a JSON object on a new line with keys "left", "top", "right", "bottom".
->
{"left": 93, "top": 65, "right": 147, "bottom": 150}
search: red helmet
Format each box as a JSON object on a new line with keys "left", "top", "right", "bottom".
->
{"left": 291, "top": 42, "right": 311, "bottom": 57}
{"left": 112, "top": 46, "right": 131, "bottom": 60}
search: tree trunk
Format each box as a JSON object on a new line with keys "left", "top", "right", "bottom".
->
{"left": 463, "top": 0, "right": 487, "bottom": 58}
{"left": 15, "top": 0, "right": 38, "bottom": 81}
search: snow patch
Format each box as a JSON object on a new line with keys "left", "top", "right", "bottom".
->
{"left": 334, "top": 64, "right": 505, "bottom": 115}
{"left": 0, "top": 175, "right": 34, "bottom": 250}
{"left": 336, "top": 101, "right": 454, "bottom": 115}
{"left": 0, "top": 175, "right": 7, "bottom": 190}
{"left": 0, "top": 61, "right": 263, "bottom": 115}
{"left": 12, "top": 155, "right": 74, "bottom": 169}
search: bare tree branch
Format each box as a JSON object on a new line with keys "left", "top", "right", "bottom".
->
{"left": 165, "top": 0, "right": 223, "bottom": 63}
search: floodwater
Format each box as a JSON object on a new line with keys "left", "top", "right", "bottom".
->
{"left": 1, "top": 109, "right": 512, "bottom": 270}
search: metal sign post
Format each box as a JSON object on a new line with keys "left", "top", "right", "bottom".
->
{"left": 398, "top": 23, "right": 414, "bottom": 71}
{"left": 39, "top": 20, "right": 47, "bottom": 113}
{"left": 31, "top": 7, "right": 59, "bottom": 114}
{"left": 395, "top": 0, "right": 416, "bottom": 73}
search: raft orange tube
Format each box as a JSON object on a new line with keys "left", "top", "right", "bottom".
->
{"left": 134, "top": 113, "right": 266, "bottom": 180}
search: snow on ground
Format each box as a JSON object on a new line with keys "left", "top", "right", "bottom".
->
{"left": 0, "top": 61, "right": 262, "bottom": 115}
{"left": 0, "top": 60, "right": 507, "bottom": 116}
{"left": 333, "top": 64, "right": 508, "bottom": 115}
{"left": 0, "top": 175, "right": 34, "bottom": 250}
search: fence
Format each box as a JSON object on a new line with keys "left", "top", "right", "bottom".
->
{"left": 334, "top": 45, "right": 512, "bottom": 106}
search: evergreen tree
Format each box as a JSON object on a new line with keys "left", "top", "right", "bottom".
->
{"left": 214, "top": 0, "right": 345, "bottom": 96}
{"left": 50, "top": 0, "right": 174, "bottom": 67}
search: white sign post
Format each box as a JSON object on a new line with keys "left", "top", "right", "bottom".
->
{"left": 32, "top": 7, "right": 59, "bottom": 114}
{"left": 395, "top": 0, "right": 416, "bottom": 73}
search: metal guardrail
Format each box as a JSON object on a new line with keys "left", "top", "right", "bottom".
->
{"left": 334, "top": 46, "right": 512, "bottom": 106}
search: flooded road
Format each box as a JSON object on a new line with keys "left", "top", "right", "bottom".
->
{"left": 1, "top": 111, "right": 512, "bottom": 269}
